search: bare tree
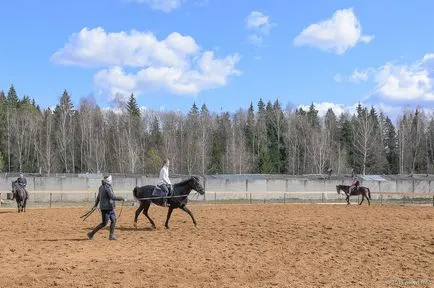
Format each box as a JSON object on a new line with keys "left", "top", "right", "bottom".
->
{"left": 199, "top": 104, "right": 212, "bottom": 175}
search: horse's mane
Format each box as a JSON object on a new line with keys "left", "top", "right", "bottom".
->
{"left": 174, "top": 177, "right": 193, "bottom": 187}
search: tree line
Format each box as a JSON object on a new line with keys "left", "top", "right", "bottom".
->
{"left": 0, "top": 85, "right": 432, "bottom": 176}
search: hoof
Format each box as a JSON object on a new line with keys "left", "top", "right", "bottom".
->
{"left": 133, "top": 222, "right": 137, "bottom": 229}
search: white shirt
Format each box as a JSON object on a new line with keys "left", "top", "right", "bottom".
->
{"left": 158, "top": 166, "right": 171, "bottom": 185}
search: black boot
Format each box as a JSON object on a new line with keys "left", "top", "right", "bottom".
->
{"left": 109, "top": 220, "right": 117, "bottom": 240}
{"left": 87, "top": 223, "right": 104, "bottom": 240}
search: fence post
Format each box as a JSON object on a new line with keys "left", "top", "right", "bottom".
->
{"left": 50, "top": 193, "right": 52, "bottom": 208}
{"left": 203, "top": 178, "right": 207, "bottom": 201}
{"left": 249, "top": 193, "right": 252, "bottom": 204}
{"left": 432, "top": 196, "right": 434, "bottom": 207}
{"left": 214, "top": 191, "right": 216, "bottom": 204}
{"left": 284, "top": 193, "right": 286, "bottom": 204}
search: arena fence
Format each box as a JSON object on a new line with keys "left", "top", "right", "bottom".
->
{"left": 1, "top": 190, "right": 433, "bottom": 208}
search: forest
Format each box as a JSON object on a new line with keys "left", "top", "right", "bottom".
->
{"left": 0, "top": 85, "right": 432, "bottom": 176}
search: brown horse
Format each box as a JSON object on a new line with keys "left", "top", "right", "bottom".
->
{"left": 336, "top": 184, "right": 371, "bottom": 205}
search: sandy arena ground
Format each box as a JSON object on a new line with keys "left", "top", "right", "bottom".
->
{"left": 0, "top": 203, "right": 433, "bottom": 288}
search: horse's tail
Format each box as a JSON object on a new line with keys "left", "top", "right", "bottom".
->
{"left": 368, "top": 188, "right": 371, "bottom": 200}
{"left": 133, "top": 187, "right": 138, "bottom": 199}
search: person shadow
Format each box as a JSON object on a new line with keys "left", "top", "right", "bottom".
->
{"left": 32, "top": 238, "right": 89, "bottom": 242}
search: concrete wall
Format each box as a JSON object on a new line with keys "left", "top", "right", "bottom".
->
{"left": 1, "top": 174, "right": 433, "bottom": 203}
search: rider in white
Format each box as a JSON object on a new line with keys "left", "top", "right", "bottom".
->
{"left": 158, "top": 159, "right": 172, "bottom": 207}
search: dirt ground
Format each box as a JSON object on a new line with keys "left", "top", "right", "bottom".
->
{"left": 0, "top": 203, "right": 433, "bottom": 288}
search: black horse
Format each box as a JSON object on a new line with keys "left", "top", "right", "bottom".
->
{"left": 133, "top": 176, "right": 205, "bottom": 229}
{"left": 11, "top": 180, "right": 28, "bottom": 212}
{"left": 336, "top": 184, "right": 371, "bottom": 206}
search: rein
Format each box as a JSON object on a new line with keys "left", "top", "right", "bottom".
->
{"left": 135, "top": 193, "right": 199, "bottom": 201}
{"left": 117, "top": 200, "right": 125, "bottom": 220}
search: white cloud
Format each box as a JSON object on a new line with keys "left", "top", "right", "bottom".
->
{"left": 245, "top": 11, "right": 273, "bottom": 34}
{"left": 51, "top": 27, "right": 199, "bottom": 68}
{"left": 94, "top": 51, "right": 240, "bottom": 96}
{"left": 342, "top": 53, "right": 434, "bottom": 101}
{"left": 298, "top": 102, "right": 351, "bottom": 117}
{"left": 245, "top": 11, "right": 275, "bottom": 46}
{"left": 423, "top": 53, "right": 434, "bottom": 61}
{"left": 349, "top": 69, "right": 369, "bottom": 83}
{"left": 133, "top": 0, "right": 182, "bottom": 12}
{"left": 374, "top": 59, "right": 434, "bottom": 101}
{"left": 297, "top": 102, "right": 409, "bottom": 124}
{"left": 52, "top": 27, "right": 241, "bottom": 98}
{"left": 293, "top": 8, "right": 374, "bottom": 54}
{"left": 101, "top": 105, "right": 148, "bottom": 115}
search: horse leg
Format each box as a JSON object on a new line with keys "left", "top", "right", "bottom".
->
{"left": 346, "top": 195, "right": 350, "bottom": 205}
{"left": 165, "top": 207, "right": 174, "bottom": 229}
{"left": 181, "top": 206, "right": 197, "bottom": 227}
{"left": 133, "top": 202, "right": 145, "bottom": 228}
{"left": 142, "top": 201, "right": 156, "bottom": 229}
{"left": 366, "top": 192, "right": 370, "bottom": 206}
{"left": 359, "top": 194, "right": 364, "bottom": 205}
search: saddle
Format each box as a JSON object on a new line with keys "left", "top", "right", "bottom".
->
{"left": 151, "top": 185, "right": 172, "bottom": 207}
{"left": 350, "top": 186, "right": 358, "bottom": 195}
{"left": 152, "top": 186, "right": 164, "bottom": 197}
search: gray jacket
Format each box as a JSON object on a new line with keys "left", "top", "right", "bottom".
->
{"left": 94, "top": 180, "right": 123, "bottom": 211}
{"left": 17, "top": 177, "right": 27, "bottom": 186}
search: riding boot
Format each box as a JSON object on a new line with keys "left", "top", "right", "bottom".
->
{"left": 87, "top": 223, "right": 104, "bottom": 240}
{"left": 109, "top": 220, "right": 117, "bottom": 240}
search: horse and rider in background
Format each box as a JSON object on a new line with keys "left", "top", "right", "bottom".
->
{"left": 11, "top": 173, "right": 29, "bottom": 212}
{"left": 336, "top": 176, "right": 371, "bottom": 206}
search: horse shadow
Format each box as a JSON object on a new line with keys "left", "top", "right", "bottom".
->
{"left": 33, "top": 238, "right": 88, "bottom": 242}
{"left": 80, "top": 226, "right": 154, "bottom": 232}
{"left": 117, "top": 226, "right": 155, "bottom": 232}
{"left": 0, "top": 210, "right": 13, "bottom": 214}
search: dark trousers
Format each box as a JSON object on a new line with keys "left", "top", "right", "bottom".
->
{"left": 160, "top": 184, "right": 171, "bottom": 196}
{"left": 89, "top": 209, "right": 117, "bottom": 237}
{"left": 159, "top": 184, "right": 171, "bottom": 205}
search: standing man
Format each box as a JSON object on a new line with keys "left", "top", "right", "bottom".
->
{"left": 87, "top": 175, "right": 124, "bottom": 240}
{"left": 158, "top": 159, "right": 172, "bottom": 207}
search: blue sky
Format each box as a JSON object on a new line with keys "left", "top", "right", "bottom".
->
{"left": 1, "top": 0, "right": 433, "bottom": 117}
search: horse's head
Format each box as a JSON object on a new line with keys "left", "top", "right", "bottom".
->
{"left": 189, "top": 176, "right": 205, "bottom": 195}
{"left": 11, "top": 181, "right": 18, "bottom": 193}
